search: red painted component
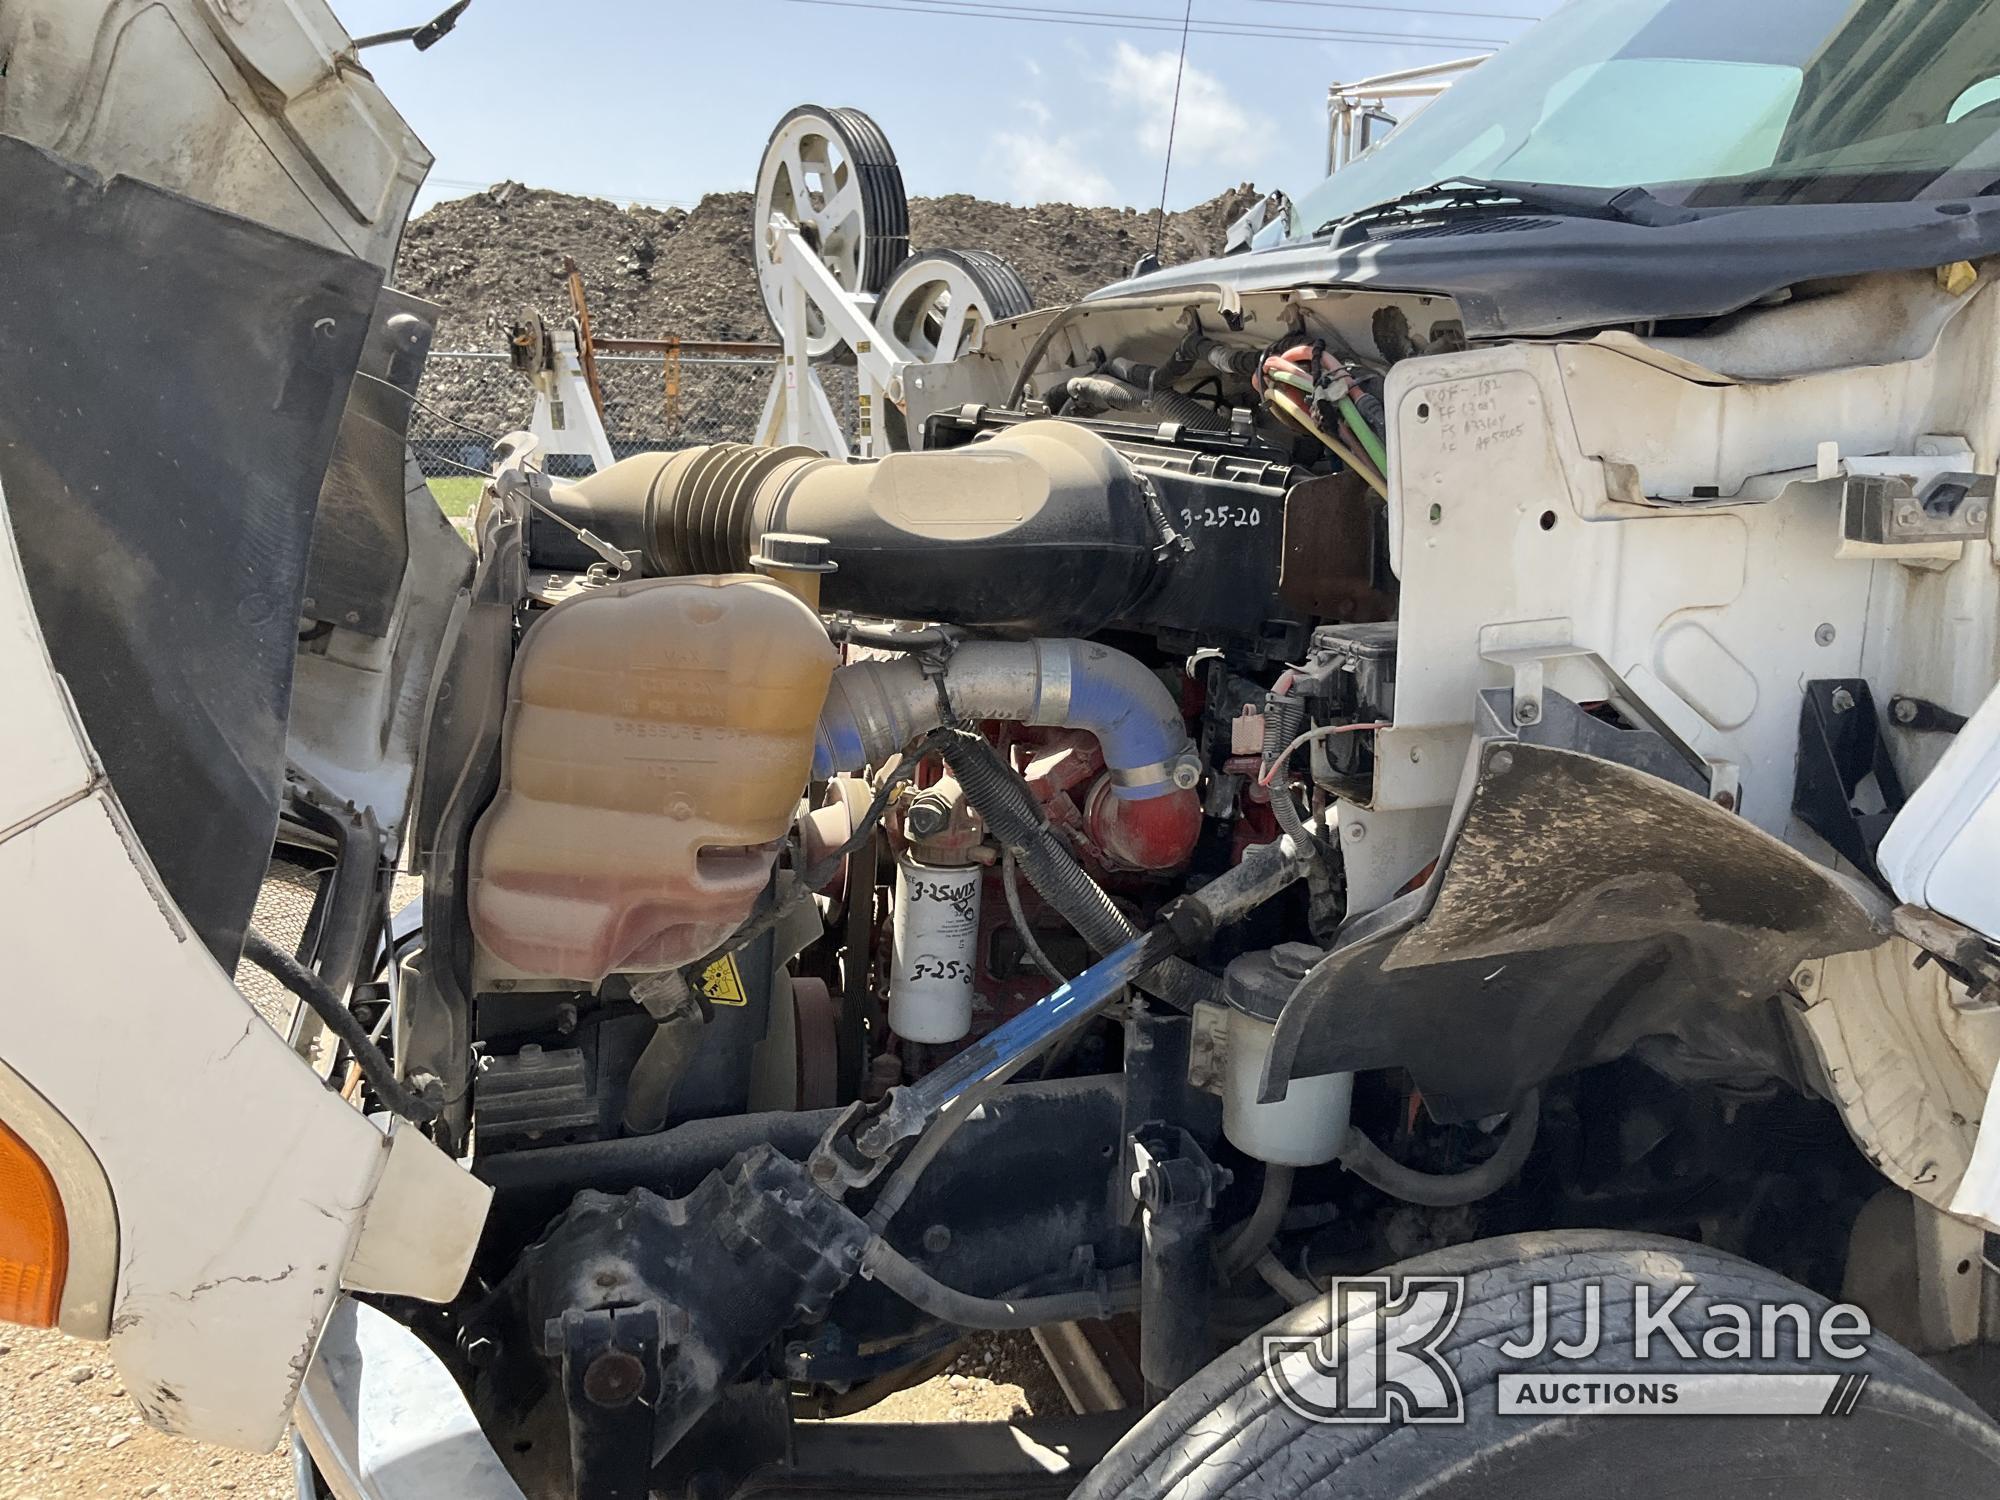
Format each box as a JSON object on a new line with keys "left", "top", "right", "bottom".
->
{"left": 1084, "top": 777, "right": 1203, "bottom": 872}
{"left": 1012, "top": 728, "right": 1200, "bottom": 873}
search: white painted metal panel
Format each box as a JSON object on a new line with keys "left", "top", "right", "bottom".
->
{"left": 0, "top": 0, "right": 429, "bottom": 270}
{"left": 0, "top": 480, "right": 487, "bottom": 1451}
{"left": 1881, "top": 682, "right": 2000, "bottom": 939}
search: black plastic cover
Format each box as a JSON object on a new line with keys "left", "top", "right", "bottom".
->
{"left": 1264, "top": 743, "right": 1889, "bottom": 1120}
{"left": 0, "top": 138, "right": 381, "bottom": 967}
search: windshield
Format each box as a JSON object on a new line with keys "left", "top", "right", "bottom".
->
{"left": 1292, "top": 0, "right": 2000, "bottom": 236}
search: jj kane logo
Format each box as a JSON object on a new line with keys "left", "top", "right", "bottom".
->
{"left": 1263, "top": 1277, "right": 1874, "bottom": 1424}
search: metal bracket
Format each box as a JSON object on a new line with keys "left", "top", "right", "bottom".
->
{"left": 1890, "top": 695, "right": 1970, "bottom": 735}
{"left": 524, "top": 324, "right": 617, "bottom": 472}
{"left": 1794, "top": 680, "right": 1907, "bottom": 884}
{"left": 1892, "top": 904, "right": 2000, "bottom": 1008}
{"left": 1843, "top": 470, "right": 1994, "bottom": 546}
{"left": 555, "top": 1304, "right": 664, "bottom": 1500}
{"left": 1477, "top": 629, "right": 1738, "bottom": 807}
{"left": 758, "top": 216, "right": 918, "bottom": 459}
{"left": 1130, "top": 1124, "right": 1227, "bottom": 1397}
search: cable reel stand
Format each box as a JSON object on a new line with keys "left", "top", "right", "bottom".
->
{"left": 753, "top": 105, "right": 1034, "bottom": 458}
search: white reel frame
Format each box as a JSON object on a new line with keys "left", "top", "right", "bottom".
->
{"left": 755, "top": 214, "right": 918, "bottom": 461}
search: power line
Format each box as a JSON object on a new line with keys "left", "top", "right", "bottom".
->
{"left": 1153, "top": 0, "right": 1195, "bottom": 261}
{"left": 838, "top": 0, "right": 1509, "bottom": 36}
{"left": 775, "top": 0, "right": 1511, "bottom": 44}
{"left": 1248, "top": 0, "right": 1539, "bottom": 22}
{"left": 771, "top": 0, "right": 1513, "bottom": 48}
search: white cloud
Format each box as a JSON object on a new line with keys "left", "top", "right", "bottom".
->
{"left": 1104, "top": 40, "right": 1264, "bottom": 172}
{"left": 989, "top": 129, "right": 1118, "bottom": 206}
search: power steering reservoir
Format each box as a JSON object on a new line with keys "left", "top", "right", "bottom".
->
{"left": 1222, "top": 943, "right": 1352, "bottom": 1166}
{"left": 468, "top": 575, "right": 836, "bottom": 985}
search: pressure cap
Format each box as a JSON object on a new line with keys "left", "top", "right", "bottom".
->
{"left": 1223, "top": 941, "right": 1327, "bottom": 1022}
{"left": 752, "top": 532, "right": 838, "bottom": 573}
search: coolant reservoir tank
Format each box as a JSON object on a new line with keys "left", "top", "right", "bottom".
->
{"left": 469, "top": 575, "right": 837, "bottom": 985}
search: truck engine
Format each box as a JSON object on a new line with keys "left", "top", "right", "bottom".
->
{"left": 401, "top": 310, "right": 1505, "bottom": 1491}
{"left": 396, "top": 250, "right": 1948, "bottom": 1494}
{"left": 12, "top": 4, "right": 2000, "bottom": 1497}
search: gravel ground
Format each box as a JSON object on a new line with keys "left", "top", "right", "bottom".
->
{"left": 852, "top": 1331, "right": 1068, "bottom": 1425}
{"left": 0, "top": 1333, "right": 293, "bottom": 1499}
{"left": 0, "top": 878, "right": 1067, "bottom": 1497}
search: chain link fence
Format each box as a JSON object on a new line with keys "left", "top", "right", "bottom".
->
{"left": 412, "top": 350, "right": 858, "bottom": 476}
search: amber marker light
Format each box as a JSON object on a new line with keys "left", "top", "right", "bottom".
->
{"left": 0, "top": 1117, "right": 67, "bottom": 1327}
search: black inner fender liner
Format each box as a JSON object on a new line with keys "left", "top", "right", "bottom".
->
{"left": 0, "top": 137, "right": 379, "bottom": 966}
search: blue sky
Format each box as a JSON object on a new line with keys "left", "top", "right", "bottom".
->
{"left": 336, "top": 0, "right": 1563, "bottom": 215}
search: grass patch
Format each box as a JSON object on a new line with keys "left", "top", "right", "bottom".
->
{"left": 428, "top": 476, "right": 484, "bottom": 520}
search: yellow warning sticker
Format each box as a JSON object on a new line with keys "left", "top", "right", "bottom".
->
{"left": 695, "top": 954, "right": 749, "bottom": 1006}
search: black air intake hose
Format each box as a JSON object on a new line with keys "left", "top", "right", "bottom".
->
{"left": 941, "top": 731, "right": 1221, "bottom": 1010}
{"left": 536, "top": 420, "right": 1165, "bottom": 636}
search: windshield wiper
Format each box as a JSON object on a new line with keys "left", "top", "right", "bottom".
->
{"left": 1315, "top": 178, "right": 1697, "bottom": 242}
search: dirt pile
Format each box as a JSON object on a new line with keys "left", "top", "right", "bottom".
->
{"left": 394, "top": 180, "right": 1263, "bottom": 351}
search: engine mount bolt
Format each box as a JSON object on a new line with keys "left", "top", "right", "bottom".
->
{"left": 1895, "top": 502, "right": 1922, "bottom": 528}
{"left": 1893, "top": 697, "right": 1919, "bottom": 723}
{"left": 461, "top": 1333, "right": 499, "bottom": 1368}
{"left": 1829, "top": 687, "right": 1856, "bottom": 714}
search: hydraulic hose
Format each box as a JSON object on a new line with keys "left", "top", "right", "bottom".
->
{"left": 1002, "top": 848, "right": 1068, "bottom": 987}
{"left": 241, "top": 928, "right": 437, "bottom": 1124}
{"left": 1336, "top": 1091, "right": 1542, "bottom": 1208}
{"left": 622, "top": 975, "right": 705, "bottom": 1136}
{"left": 1218, "top": 1163, "right": 1295, "bottom": 1278}
{"left": 860, "top": 1239, "right": 1140, "bottom": 1330}
{"left": 865, "top": 1051, "right": 1035, "bottom": 1233}
{"left": 1256, "top": 1251, "right": 1321, "bottom": 1306}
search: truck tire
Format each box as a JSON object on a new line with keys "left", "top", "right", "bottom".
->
{"left": 1077, "top": 1231, "right": 2000, "bottom": 1499}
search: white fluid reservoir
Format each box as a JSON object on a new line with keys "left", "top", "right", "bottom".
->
{"left": 1221, "top": 943, "right": 1352, "bottom": 1166}
{"left": 890, "top": 857, "right": 982, "bottom": 1044}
